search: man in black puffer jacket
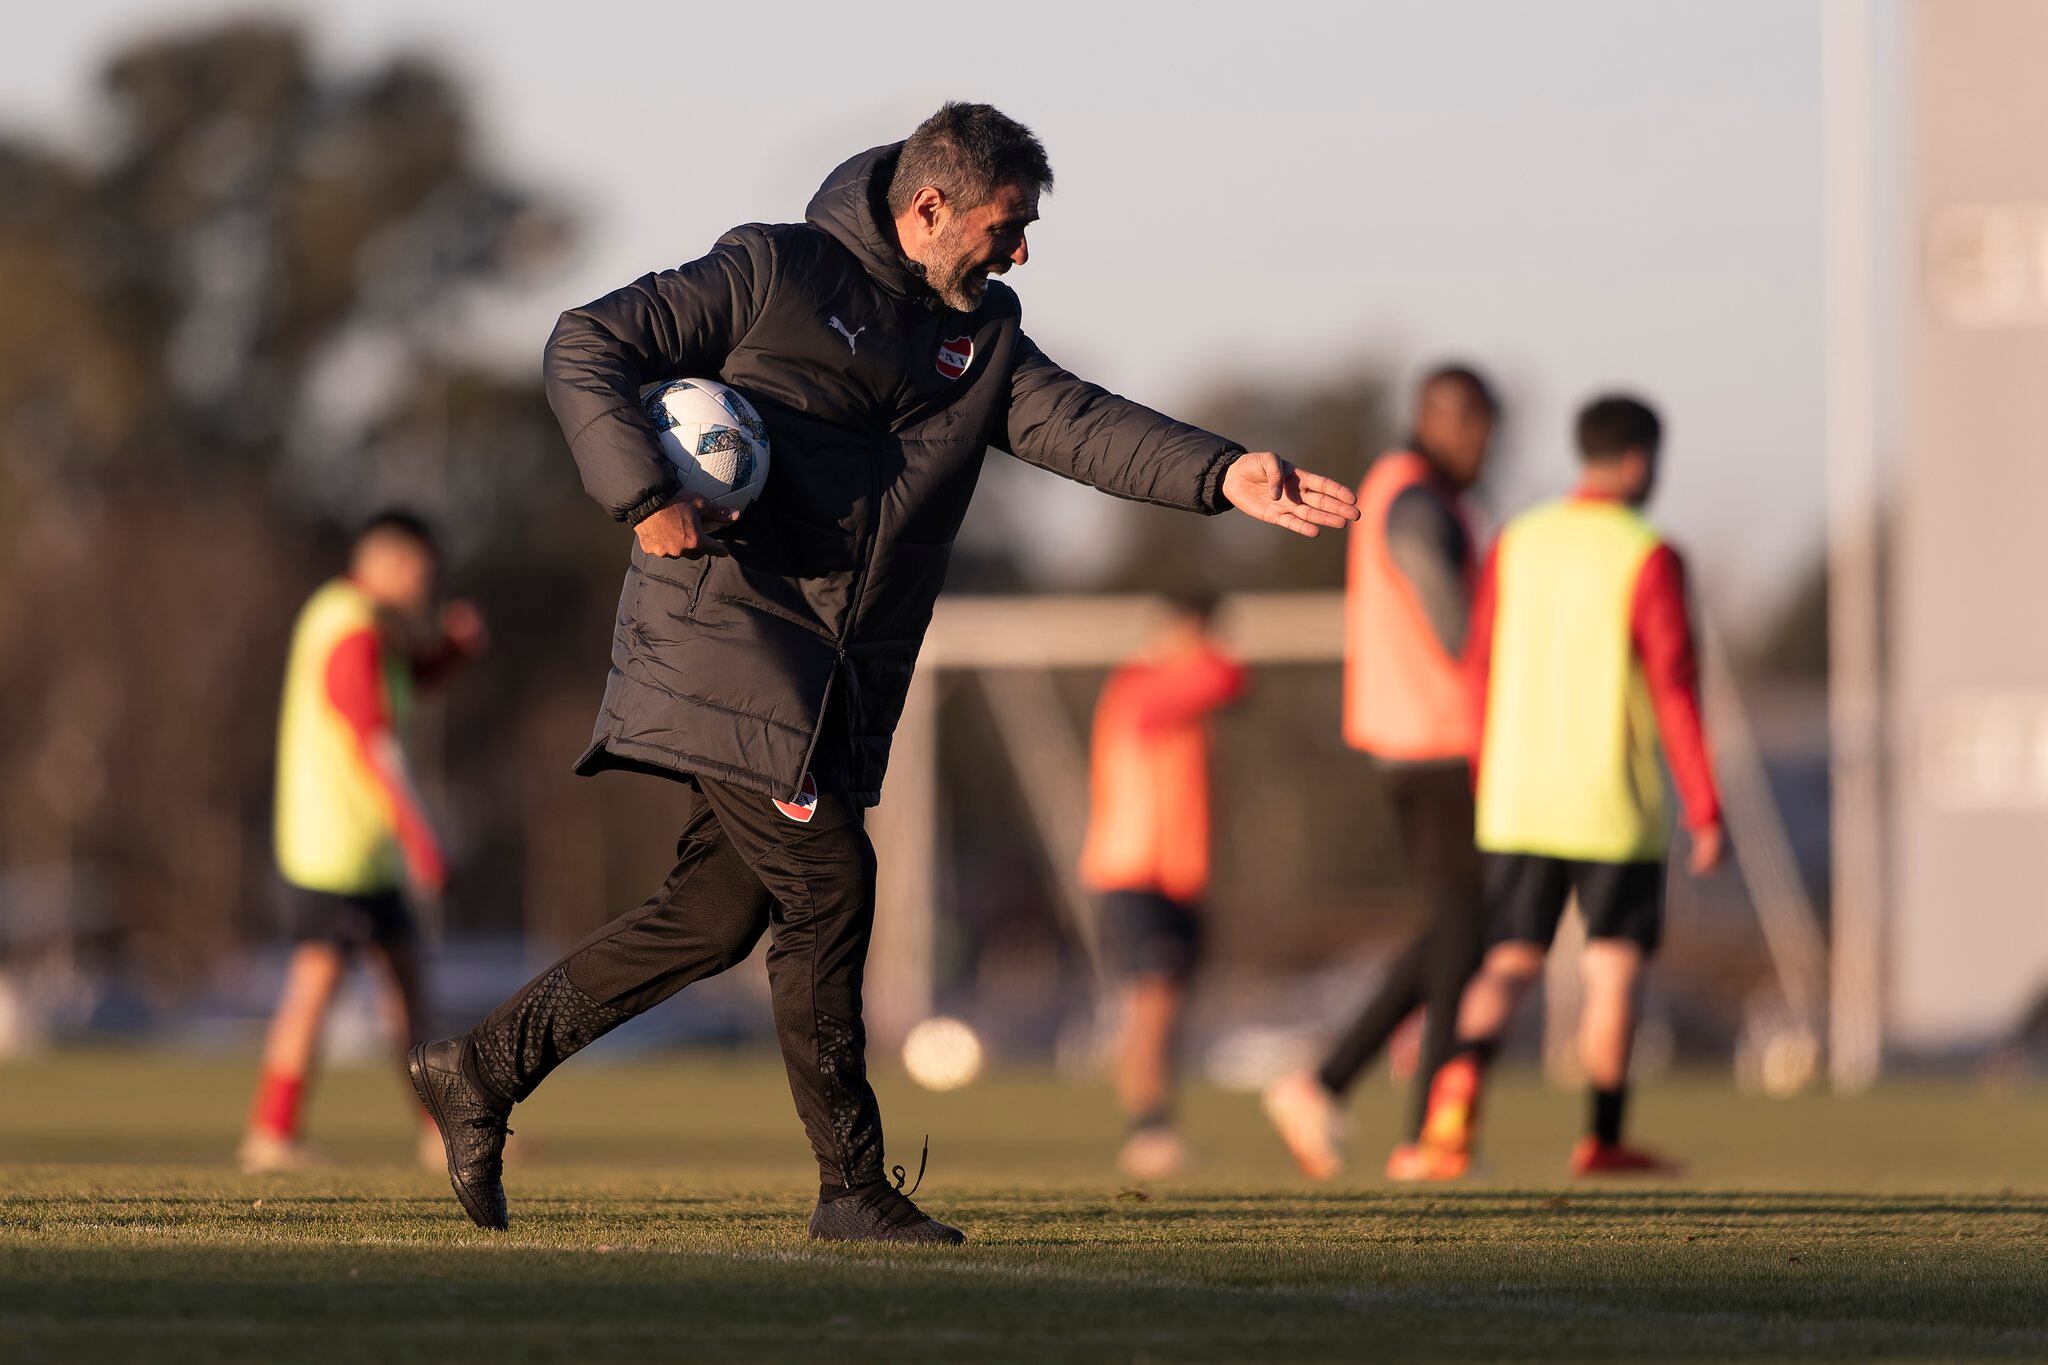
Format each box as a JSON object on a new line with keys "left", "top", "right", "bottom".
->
{"left": 411, "top": 103, "right": 1358, "bottom": 1244}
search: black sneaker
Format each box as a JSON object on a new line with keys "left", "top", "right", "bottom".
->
{"left": 808, "top": 1184, "right": 966, "bottom": 1245}
{"left": 407, "top": 1037, "right": 512, "bottom": 1231}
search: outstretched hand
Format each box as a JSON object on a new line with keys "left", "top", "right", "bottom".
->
{"left": 1221, "top": 452, "right": 1360, "bottom": 537}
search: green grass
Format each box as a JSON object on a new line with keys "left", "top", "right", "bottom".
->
{"left": 3, "top": 1052, "right": 2046, "bottom": 1362}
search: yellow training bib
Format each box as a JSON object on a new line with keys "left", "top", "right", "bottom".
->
{"left": 1476, "top": 499, "right": 1669, "bottom": 862}
{"left": 273, "top": 579, "right": 412, "bottom": 892}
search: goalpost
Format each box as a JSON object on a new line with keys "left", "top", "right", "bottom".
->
{"left": 865, "top": 591, "right": 1340, "bottom": 1044}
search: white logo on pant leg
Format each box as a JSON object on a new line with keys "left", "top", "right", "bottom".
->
{"left": 774, "top": 771, "right": 819, "bottom": 823}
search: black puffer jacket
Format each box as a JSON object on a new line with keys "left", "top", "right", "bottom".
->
{"left": 544, "top": 143, "right": 1242, "bottom": 804}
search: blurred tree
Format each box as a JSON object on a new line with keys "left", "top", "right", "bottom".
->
{"left": 0, "top": 23, "right": 1433, "bottom": 1026}
{"left": 0, "top": 20, "right": 626, "bottom": 1000}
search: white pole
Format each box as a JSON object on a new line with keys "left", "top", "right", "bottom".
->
{"left": 1822, "top": 0, "right": 1885, "bottom": 1092}
{"left": 868, "top": 671, "right": 938, "bottom": 1045}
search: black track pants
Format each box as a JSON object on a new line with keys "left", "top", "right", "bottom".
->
{"left": 1315, "top": 763, "right": 1488, "bottom": 1139}
{"left": 465, "top": 773, "right": 886, "bottom": 1188}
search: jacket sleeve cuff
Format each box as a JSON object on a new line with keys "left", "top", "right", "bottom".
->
{"left": 622, "top": 483, "right": 680, "bottom": 526}
{"left": 1198, "top": 444, "right": 1247, "bottom": 515}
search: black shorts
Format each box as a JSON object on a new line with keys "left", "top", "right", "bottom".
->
{"left": 1100, "top": 890, "right": 1204, "bottom": 984}
{"left": 1483, "top": 854, "right": 1665, "bottom": 954}
{"left": 286, "top": 885, "right": 415, "bottom": 952}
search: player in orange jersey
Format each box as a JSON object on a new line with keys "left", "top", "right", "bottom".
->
{"left": 1080, "top": 594, "right": 1247, "bottom": 1179}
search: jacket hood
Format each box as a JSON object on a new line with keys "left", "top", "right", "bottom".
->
{"left": 805, "top": 143, "right": 935, "bottom": 302}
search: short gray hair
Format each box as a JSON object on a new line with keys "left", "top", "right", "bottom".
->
{"left": 886, "top": 102, "right": 1053, "bottom": 216}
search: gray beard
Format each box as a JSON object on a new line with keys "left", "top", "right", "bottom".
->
{"left": 928, "top": 260, "right": 987, "bottom": 312}
{"left": 919, "top": 225, "right": 990, "bottom": 311}
{"left": 938, "top": 279, "right": 984, "bottom": 311}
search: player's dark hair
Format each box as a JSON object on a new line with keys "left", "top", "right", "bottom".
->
{"left": 1575, "top": 395, "right": 1662, "bottom": 463}
{"left": 1162, "top": 585, "right": 1223, "bottom": 627}
{"left": 352, "top": 507, "right": 438, "bottom": 556}
{"left": 1422, "top": 363, "right": 1499, "bottom": 417}
{"left": 887, "top": 102, "right": 1054, "bottom": 215}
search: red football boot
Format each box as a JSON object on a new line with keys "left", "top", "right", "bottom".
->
{"left": 1417, "top": 1053, "right": 1484, "bottom": 1160}
{"left": 1567, "top": 1137, "right": 1683, "bottom": 1178}
{"left": 1384, "top": 1141, "right": 1470, "bottom": 1182}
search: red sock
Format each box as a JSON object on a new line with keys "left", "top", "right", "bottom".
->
{"left": 250, "top": 1071, "right": 305, "bottom": 1139}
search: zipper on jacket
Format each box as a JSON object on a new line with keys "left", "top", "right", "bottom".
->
{"left": 804, "top": 299, "right": 959, "bottom": 798}
{"left": 813, "top": 396, "right": 900, "bottom": 796}
{"left": 837, "top": 301, "right": 951, "bottom": 655}
{"left": 789, "top": 648, "right": 843, "bottom": 800}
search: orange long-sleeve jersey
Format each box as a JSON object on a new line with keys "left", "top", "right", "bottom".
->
{"left": 1078, "top": 641, "right": 1248, "bottom": 903}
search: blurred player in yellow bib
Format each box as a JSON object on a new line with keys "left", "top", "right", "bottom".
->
{"left": 239, "top": 511, "right": 484, "bottom": 1172}
{"left": 1417, "top": 395, "right": 1723, "bottom": 1179}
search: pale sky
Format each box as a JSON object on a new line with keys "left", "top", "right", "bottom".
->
{"left": 4, "top": 0, "right": 1859, "bottom": 630}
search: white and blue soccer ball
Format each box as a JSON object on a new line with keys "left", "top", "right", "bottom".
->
{"left": 638, "top": 377, "right": 771, "bottom": 515}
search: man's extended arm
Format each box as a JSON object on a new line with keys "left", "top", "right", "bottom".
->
{"left": 1000, "top": 334, "right": 1242, "bottom": 512}
{"left": 1001, "top": 334, "right": 1358, "bottom": 536}
{"left": 542, "top": 228, "right": 771, "bottom": 526}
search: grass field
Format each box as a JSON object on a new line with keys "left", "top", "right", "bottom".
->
{"left": 3, "top": 1051, "right": 2045, "bottom": 1362}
